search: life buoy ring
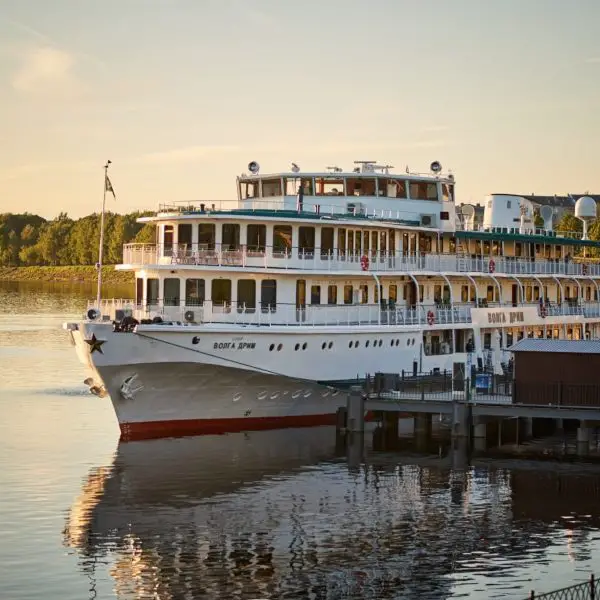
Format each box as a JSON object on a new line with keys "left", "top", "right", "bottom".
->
{"left": 489, "top": 259, "right": 496, "bottom": 273}
{"left": 427, "top": 310, "right": 435, "bottom": 326}
{"left": 582, "top": 263, "right": 588, "bottom": 275}
{"left": 360, "top": 255, "right": 369, "bottom": 271}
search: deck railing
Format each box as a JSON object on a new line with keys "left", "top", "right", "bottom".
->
{"left": 526, "top": 573, "right": 598, "bottom": 599}
{"left": 122, "top": 244, "right": 600, "bottom": 278}
{"left": 86, "top": 299, "right": 600, "bottom": 328}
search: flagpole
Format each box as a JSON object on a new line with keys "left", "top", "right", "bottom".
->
{"left": 96, "top": 160, "right": 111, "bottom": 310}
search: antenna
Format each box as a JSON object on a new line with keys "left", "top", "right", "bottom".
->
{"left": 539, "top": 205, "right": 554, "bottom": 231}
{"left": 291, "top": 162, "right": 300, "bottom": 173}
{"left": 575, "top": 196, "right": 597, "bottom": 240}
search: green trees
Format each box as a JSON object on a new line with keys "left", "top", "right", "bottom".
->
{"left": 0, "top": 211, "right": 152, "bottom": 266}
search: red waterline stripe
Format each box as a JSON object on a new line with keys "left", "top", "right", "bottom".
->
{"left": 120, "top": 413, "right": 338, "bottom": 441}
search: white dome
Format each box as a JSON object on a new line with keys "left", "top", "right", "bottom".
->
{"left": 575, "top": 196, "right": 596, "bottom": 219}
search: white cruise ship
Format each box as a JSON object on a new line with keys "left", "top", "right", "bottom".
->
{"left": 63, "top": 159, "right": 600, "bottom": 439}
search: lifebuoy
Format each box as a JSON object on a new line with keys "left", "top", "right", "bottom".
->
{"left": 427, "top": 310, "right": 435, "bottom": 326}
{"left": 489, "top": 259, "right": 496, "bottom": 273}
{"left": 360, "top": 255, "right": 369, "bottom": 271}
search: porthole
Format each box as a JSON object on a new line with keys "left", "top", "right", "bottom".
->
{"left": 302, "top": 342, "right": 307, "bottom": 350}
{"left": 277, "top": 343, "right": 283, "bottom": 351}
{"left": 295, "top": 343, "right": 300, "bottom": 351}
{"left": 322, "top": 342, "right": 327, "bottom": 350}
{"left": 269, "top": 343, "right": 275, "bottom": 351}
{"left": 378, "top": 340, "right": 383, "bottom": 347}
{"left": 390, "top": 339, "right": 395, "bottom": 347}
{"left": 328, "top": 341, "right": 333, "bottom": 349}
{"left": 348, "top": 341, "right": 353, "bottom": 348}
{"left": 355, "top": 341, "right": 360, "bottom": 347}
{"left": 366, "top": 340, "right": 370, "bottom": 348}
{"left": 396, "top": 339, "right": 400, "bottom": 346}
{"left": 406, "top": 339, "right": 410, "bottom": 346}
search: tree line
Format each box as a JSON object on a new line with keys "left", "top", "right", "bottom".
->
{"left": 0, "top": 211, "right": 155, "bottom": 267}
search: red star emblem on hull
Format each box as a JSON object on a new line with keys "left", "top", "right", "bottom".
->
{"left": 85, "top": 333, "right": 106, "bottom": 354}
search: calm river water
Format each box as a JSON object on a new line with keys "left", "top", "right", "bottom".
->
{"left": 1, "top": 280, "right": 600, "bottom": 599}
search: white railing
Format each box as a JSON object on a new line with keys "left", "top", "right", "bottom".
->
{"left": 85, "top": 299, "right": 600, "bottom": 327}
{"left": 122, "top": 243, "right": 600, "bottom": 278}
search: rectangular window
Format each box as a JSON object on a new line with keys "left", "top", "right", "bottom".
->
{"left": 409, "top": 181, "right": 438, "bottom": 201}
{"left": 241, "top": 181, "right": 259, "bottom": 198}
{"left": 321, "top": 227, "right": 334, "bottom": 256}
{"left": 347, "top": 178, "right": 376, "bottom": 197}
{"left": 261, "top": 178, "right": 282, "bottom": 197}
{"left": 310, "top": 285, "right": 321, "bottom": 305}
{"left": 212, "top": 279, "right": 232, "bottom": 305}
{"left": 299, "top": 227, "right": 315, "bottom": 254}
{"left": 178, "top": 224, "right": 192, "bottom": 247}
{"left": 442, "top": 184, "right": 454, "bottom": 202}
{"left": 222, "top": 224, "right": 240, "bottom": 250}
{"left": 247, "top": 224, "right": 266, "bottom": 252}
{"left": 136, "top": 278, "right": 143, "bottom": 305}
{"left": 381, "top": 179, "right": 407, "bottom": 198}
{"left": 185, "top": 279, "right": 205, "bottom": 305}
{"left": 273, "top": 225, "right": 292, "bottom": 254}
{"left": 359, "top": 284, "right": 369, "bottom": 304}
{"left": 198, "top": 223, "right": 215, "bottom": 250}
{"left": 389, "top": 284, "right": 397, "bottom": 302}
{"left": 237, "top": 279, "right": 256, "bottom": 311}
{"left": 337, "top": 229, "right": 346, "bottom": 256}
{"left": 164, "top": 278, "right": 180, "bottom": 306}
{"left": 315, "top": 177, "right": 344, "bottom": 196}
{"left": 261, "top": 280, "right": 277, "bottom": 312}
{"left": 163, "top": 225, "right": 174, "bottom": 255}
{"left": 327, "top": 285, "right": 337, "bottom": 305}
{"left": 344, "top": 285, "right": 353, "bottom": 305}
{"left": 147, "top": 278, "right": 159, "bottom": 305}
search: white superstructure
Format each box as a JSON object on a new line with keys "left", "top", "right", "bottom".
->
{"left": 64, "top": 160, "right": 600, "bottom": 439}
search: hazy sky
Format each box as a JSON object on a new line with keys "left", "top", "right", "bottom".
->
{"left": 1, "top": 0, "right": 599, "bottom": 218}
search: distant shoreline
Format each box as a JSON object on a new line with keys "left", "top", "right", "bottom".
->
{"left": 0, "top": 266, "right": 135, "bottom": 285}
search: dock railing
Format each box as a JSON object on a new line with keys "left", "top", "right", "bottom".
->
{"left": 526, "top": 573, "right": 598, "bottom": 599}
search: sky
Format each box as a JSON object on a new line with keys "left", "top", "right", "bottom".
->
{"left": 0, "top": 0, "right": 599, "bottom": 219}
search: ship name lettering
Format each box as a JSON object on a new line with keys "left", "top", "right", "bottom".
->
{"left": 486, "top": 311, "right": 524, "bottom": 324}
{"left": 213, "top": 341, "right": 255, "bottom": 350}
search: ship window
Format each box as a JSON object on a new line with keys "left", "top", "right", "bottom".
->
{"left": 337, "top": 229, "right": 346, "bottom": 256}
{"left": 147, "top": 278, "right": 159, "bottom": 305}
{"left": 327, "top": 285, "right": 337, "bottom": 305}
{"left": 380, "top": 179, "right": 407, "bottom": 198}
{"left": 198, "top": 224, "right": 215, "bottom": 250}
{"left": 212, "top": 279, "right": 232, "bottom": 305}
{"left": 442, "top": 184, "right": 454, "bottom": 202}
{"left": 247, "top": 224, "right": 266, "bottom": 253}
{"left": 389, "top": 284, "right": 397, "bottom": 303}
{"left": 136, "top": 278, "right": 143, "bottom": 305}
{"left": 164, "top": 278, "right": 180, "bottom": 306}
{"left": 242, "top": 181, "right": 259, "bottom": 199}
{"left": 300, "top": 178, "right": 314, "bottom": 195}
{"left": 273, "top": 225, "right": 292, "bottom": 255}
{"left": 315, "top": 177, "right": 344, "bottom": 196}
{"left": 321, "top": 227, "right": 334, "bottom": 256}
{"left": 261, "top": 178, "right": 282, "bottom": 197}
{"left": 299, "top": 227, "right": 315, "bottom": 254}
{"left": 261, "top": 279, "right": 277, "bottom": 312}
{"left": 359, "top": 284, "right": 369, "bottom": 304}
{"left": 310, "top": 285, "right": 321, "bottom": 305}
{"left": 185, "top": 279, "right": 205, "bottom": 306}
{"left": 409, "top": 181, "right": 438, "bottom": 201}
{"left": 178, "top": 224, "right": 192, "bottom": 248}
{"left": 344, "top": 285, "right": 353, "bottom": 305}
{"left": 163, "top": 225, "right": 174, "bottom": 255}
{"left": 346, "top": 178, "right": 376, "bottom": 197}
{"left": 222, "top": 224, "right": 240, "bottom": 250}
{"left": 237, "top": 280, "right": 256, "bottom": 311}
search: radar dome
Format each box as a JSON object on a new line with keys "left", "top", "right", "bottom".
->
{"left": 575, "top": 196, "right": 597, "bottom": 220}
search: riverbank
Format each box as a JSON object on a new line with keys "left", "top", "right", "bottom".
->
{"left": 0, "top": 266, "right": 135, "bottom": 285}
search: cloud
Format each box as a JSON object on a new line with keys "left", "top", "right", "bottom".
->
{"left": 11, "top": 45, "right": 79, "bottom": 95}
{"left": 585, "top": 57, "right": 600, "bottom": 64}
{"left": 134, "top": 145, "right": 242, "bottom": 164}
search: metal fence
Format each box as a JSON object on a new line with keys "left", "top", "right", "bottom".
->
{"left": 527, "top": 574, "right": 598, "bottom": 599}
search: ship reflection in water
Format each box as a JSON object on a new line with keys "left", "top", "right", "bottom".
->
{"left": 64, "top": 426, "right": 600, "bottom": 599}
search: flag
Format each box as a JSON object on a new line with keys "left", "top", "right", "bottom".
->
{"left": 105, "top": 174, "right": 116, "bottom": 199}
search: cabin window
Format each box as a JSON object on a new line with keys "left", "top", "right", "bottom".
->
{"left": 380, "top": 179, "right": 407, "bottom": 198}
{"left": 389, "top": 284, "right": 397, "bottom": 303}
{"left": 363, "top": 231, "right": 370, "bottom": 254}
{"left": 388, "top": 230, "right": 396, "bottom": 255}
{"left": 434, "top": 285, "right": 442, "bottom": 303}
{"left": 222, "top": 224, "right": 240, "bottom": 250}
{"left": 586, "top": 286, "right": 592, "bottom": 301}
{"left": 185, "top": 279, "right": 205, "bottom": 305}
{"left": 359, "top": 284, "right": 369, "bottom": 304}
{"left": 163, "top": 225, "right": 174, "bottom": 255}
{"left": 299, "top": 227, "right": 315, "bottom": 254}
{"left": 347, "top": 231, "right": 355, "bottom": 255}
{"left": 237, "top": 280, "right": 256, "bottom": 311}
{"left": 261, "top": 280, "right": 277, "bottom": 312}
{"left": 344, "top": 285, "right": 353, "bottom": 305}
{"left": 533, "top": 286, "right": 540, "bottom": 301}
{"left": 315, "top": 177, "right": 344, "bottom": 196}
{"left": 299, "top": 178, "right": 314, "bottom": 195}
{"left": 486, "top": 285, "right": 494, "bottom": 303}
{"left": 198, "top": 224, "right": 215, "bottom": 250}
{"left": 346, "top": 178, "right": 376, "bottom": 197}
{"left": 321, "top": 227, "right": 334, "bottom": 257}
{"left": 273, "top": 225, "right": 292, "bottom": 255}
{"left": 310, "top": 285, "right": 321, "bottom": 305}
{"left": 146, "top": 278, "right": 159, "bottom": 305}
{"left": 409, "top": 181, "right": 438, "bottom": 201}
{"left": 247, "top": 224, "right": 266, "bottom": 253}
{"left": 261, "top": 178, "right": 282, "bottom": 197}
{"left": 178, "top": 224, "right": 192, "bottom": 248}
{"left": 327, "top": 285, "right": 337, "bottom": 305}
{"left": 379, "top": 231, "right": 387, "bottom": 255}
{"left": 461, "top": 285, "right": 469, "bottom": 302}
{"left": 212, "top": 279, "right": 232, "bottom": 305}
{"left": 442, "top": 184, "right": 454, "bottom": 202}
{"left": 164, "top": 278, "right": 180, "bottom": 306}
{"left": 419, "top": 285, "right": 424, "bottom": 302}
{"left": 241, "top": 181, "right": 259, "bottom": 199}
{"left": 337, "top": 229, "right": 346, "bottom": 256}
{"left": 136, "top": 278, "right": 143, "bottom": 305}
